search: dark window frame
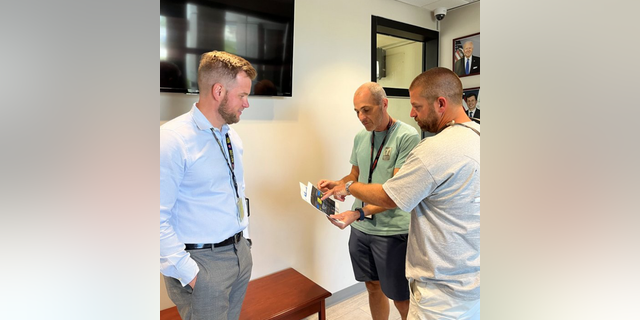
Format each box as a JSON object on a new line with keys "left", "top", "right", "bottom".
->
{"left": 371, "top": 16, "right": 439, "bottom": 97}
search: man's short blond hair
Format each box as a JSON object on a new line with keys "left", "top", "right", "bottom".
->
{"left": 409, "top": 67, "right": 463, "bottom": 105}
{"left": 197, "top": 51, "right": 257, "bottom": 93}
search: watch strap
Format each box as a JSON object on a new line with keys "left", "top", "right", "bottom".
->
{"left": 345, "top": 180, "right": 354, "bottom": 195}
{"left": 355, "top": 207, "right": 365, "bottom": 221}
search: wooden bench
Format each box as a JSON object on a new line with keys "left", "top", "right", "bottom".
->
{"left": 160, "top": 268, "right": 332, "bottom": 320}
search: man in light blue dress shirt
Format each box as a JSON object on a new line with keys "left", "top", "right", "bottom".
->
{"left": 160, "top": 51, "right": 257, "bottom": 320}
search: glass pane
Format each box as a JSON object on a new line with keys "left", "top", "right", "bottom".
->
{"left": 388, "top": 97, "right": 435, "bottom": 139}
{"left": 387, "top": 97, "right": 419, "bottom": 133}
{"left": 376, "top": 34, "right": 422, "bottom": 89}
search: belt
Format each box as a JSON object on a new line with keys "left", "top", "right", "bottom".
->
{"left": 184, "top": 232, "right": 243, "bottom": 250}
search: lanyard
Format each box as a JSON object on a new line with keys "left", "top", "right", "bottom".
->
{"left": 368, "top": 118, "right": 393, "bottom": 183}
{"left": 442, "top": 121, "right": 481, "bottom": 136}
{"left": 211, "top": 128, "right": 239, "bottom": 198}
{"left": 453, "top": 123, "right": 480, "bottom": 136}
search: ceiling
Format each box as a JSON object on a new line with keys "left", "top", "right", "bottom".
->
{"left": 389, "top": 0, "right": 479, "bottom": 12}
{"left": 376, "top": 0, "right": 479, "bottom": 48}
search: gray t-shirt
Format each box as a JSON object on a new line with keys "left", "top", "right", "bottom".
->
{"left": 383, "top": 122, "right": 480, "bottom": 300}
{"left": 349, "top": 120, "right": 420, "bottom": 236}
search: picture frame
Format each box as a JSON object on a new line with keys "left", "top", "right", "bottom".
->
{"left": 463, "top": 87, "right": 480, "bottom": 124}
{"left": 453, "top": 33, "right": 480, "bottom": 77}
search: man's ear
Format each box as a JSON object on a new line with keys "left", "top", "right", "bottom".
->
{"left": 436, "top": 97, "right": 447, "bottom": 114}
{"left": 212, "top": 83, "right": 224, "bottom": 101}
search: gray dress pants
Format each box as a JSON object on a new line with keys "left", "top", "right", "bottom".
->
{"left": 164, "top": 237, "right": 252, "bottom": 320}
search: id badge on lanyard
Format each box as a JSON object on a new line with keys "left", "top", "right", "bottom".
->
{"left": 363, "top": 119, "right": 393, "bottom": 220}
{"left": 212, "top": 129, "right": 245, "bottom": 222}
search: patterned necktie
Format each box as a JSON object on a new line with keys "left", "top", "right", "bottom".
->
{"left": 465, "top": 59, "right": 470, "bottom": 75}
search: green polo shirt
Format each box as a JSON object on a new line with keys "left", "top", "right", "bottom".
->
{"left": 349, "top": 120, "right": 420, "bottom": 236}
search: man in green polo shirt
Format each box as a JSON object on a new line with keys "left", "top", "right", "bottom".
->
{"left": 318, "top": 82, "right": 420, "bottom": 320}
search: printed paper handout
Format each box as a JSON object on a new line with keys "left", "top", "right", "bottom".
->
{"left": 299, "top": 181, "right": 340, "bottom": 217}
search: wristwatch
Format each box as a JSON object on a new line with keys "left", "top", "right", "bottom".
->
{"left": 345, "top": 180, "right": 354, "bottom": 195}
{"left": 355, "top": 207, "right": 365, "bottom": 221}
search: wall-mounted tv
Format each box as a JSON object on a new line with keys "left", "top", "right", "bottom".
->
{"left": 160, "top": 0, "right": 295, "bottom": 96}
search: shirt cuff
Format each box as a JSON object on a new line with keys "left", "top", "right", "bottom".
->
{"left": 161, "top": 252, "right": 200, "bottom": 287}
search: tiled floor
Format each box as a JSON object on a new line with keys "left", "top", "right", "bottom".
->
{"left": 303, "top": 290, "right": 402, "bottom": 320}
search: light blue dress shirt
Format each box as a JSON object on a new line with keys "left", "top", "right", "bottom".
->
{"left": 160, "top": 104, "right": 248, "bottom": 286}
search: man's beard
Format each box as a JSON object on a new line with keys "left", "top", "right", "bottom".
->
{"left": 218, "top": 95, "right": 239, "bottom": 125}
{"left": 415, "top": 110, "right": 439, "bottom": 133}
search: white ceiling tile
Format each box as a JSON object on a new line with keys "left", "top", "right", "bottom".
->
{"left": 392, "top": 0, "right": 478, "bottom": 12}
{"left": 396, "top": 0, "right": 440, "bottom": 8}
{"left": 422, "top": 0, "right": 472, "bottom": 11}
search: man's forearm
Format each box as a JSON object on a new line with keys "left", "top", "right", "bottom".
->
{"left": 349, "top": 182, "right": 397, "bottom": 209}
{"left": 339, "top": 173, "right": 358, "bottom": 185}
{"left": 361, "top": 204, "right": 388, "bottom": 216}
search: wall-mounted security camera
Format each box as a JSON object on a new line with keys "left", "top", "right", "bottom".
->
{"left": 434, "top": 7, "right": 447, "bottom": 21}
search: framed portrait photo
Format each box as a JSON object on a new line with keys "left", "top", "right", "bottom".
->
{"left": 453, "top": 33, "right": 480, "bottom": 77}
{"left": 463, "top": 87, "right": 480, "bottom": 124}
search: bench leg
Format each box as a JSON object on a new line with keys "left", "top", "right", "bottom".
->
{"left": 318, "top": 300, "right": 326, "bottom": 320}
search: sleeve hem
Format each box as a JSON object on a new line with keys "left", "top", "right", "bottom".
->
{"left": 383, "top": 183, "right": 410, "bottom": 213}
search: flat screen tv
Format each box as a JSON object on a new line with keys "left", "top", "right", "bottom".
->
{"left": 160, "top": 0, "right": 294, "bottom": 96}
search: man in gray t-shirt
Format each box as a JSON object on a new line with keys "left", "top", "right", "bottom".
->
{"left": 323, "top": 68, "right": 480, "bottom": 320}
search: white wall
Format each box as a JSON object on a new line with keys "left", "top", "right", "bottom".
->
{"left": 160, "top": 0, "right": 436, "bottom": 310}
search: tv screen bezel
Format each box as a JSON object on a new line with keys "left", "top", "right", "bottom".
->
{"left": 160, "top": 0, "right": 295, "bottom": 97}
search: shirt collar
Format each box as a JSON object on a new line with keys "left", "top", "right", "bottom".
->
{"left": 190, "top": 103, "right": 229, "bottom": 133}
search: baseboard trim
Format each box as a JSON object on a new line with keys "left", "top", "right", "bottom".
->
{"left": 325, "top": 282, "right": 366, "bottom": 307}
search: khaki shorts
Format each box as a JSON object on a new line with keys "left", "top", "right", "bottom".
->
{"left": 408, "top": 278, "right": 480, "bottom": 320}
